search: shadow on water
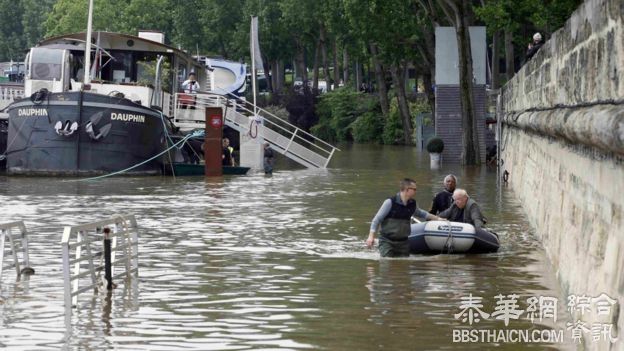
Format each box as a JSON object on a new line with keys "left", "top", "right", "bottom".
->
{"left": 0, "top": 143, "right": 575, "bottom": 350}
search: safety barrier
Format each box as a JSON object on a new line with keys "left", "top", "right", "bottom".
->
{"left": 61, "top": 215, "right": 138, "bottom": 317}
{"left": 0, "top": 221, "right": 33, "bottom": 283}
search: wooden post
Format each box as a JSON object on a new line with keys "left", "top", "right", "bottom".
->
{"left": 204, "top": 107, "right": 223, "bottom": 176}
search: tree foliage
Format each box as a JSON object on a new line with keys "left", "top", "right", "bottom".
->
{"left": 1, "top": 0, "right": 582, "bottom": 147}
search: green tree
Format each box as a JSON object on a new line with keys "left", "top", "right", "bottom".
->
{"left": 118, "top": 0, "right": 174, "bottom": 40}
{"left": 44, "top": 0, "right": 128, "bottom": 36}
{"left": 0, "top": 0, "right": 25, "bottom": 61}
{"left": 22, "top": 0, "right": 56, "bottom": 50}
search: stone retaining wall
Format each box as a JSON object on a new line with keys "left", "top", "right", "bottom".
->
{"left": 501, "top": 0, "right": 623, "bottom": 349}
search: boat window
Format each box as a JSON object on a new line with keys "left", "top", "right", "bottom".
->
{"left": 177, "top": 63, "right": 187, "bottom": 91}
{"left": 70, "top": 54, "right": 85, "bottom": 82}
{"left": 108, "top": 51, "right": 133, "bottom": 83}
{"left": 135, "top": 53, "right": 173, "bottom": 92}
{"left": 30, "top": 48, "right": 64, "bottom": 81}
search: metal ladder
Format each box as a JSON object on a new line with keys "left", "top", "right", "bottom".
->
{"left": 173, "top": 93, "right": 339, "bottom": 169}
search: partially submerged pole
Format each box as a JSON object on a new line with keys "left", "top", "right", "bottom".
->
{"left": 204, "top": 107, "right": 223, "bottom": 176}
{"left": 103, "top": 227, "right": 112, "bottom": 290}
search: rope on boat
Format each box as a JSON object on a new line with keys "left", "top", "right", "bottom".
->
{"left": 441, "top": 219, "right": 454, "bottom": 254}
{"left": 0, "top": 112, "right": 30, "bottom": 161}
{"left": 68, "top": 129, "right": 204, "bottom": 182}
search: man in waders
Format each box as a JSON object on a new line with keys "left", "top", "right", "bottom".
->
{"left": 366, "top": 178, "right": 442, "bottom": 257}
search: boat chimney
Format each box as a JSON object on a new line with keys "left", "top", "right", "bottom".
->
{"left": 138, "top": 30, "right": 165, "bottom": 44}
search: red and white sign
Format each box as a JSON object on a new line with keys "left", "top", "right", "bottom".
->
{"left": 210, "top": 115, "right": 223, "bottom": 129}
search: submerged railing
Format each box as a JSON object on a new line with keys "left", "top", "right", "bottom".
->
{"left": 61, "top": 215, "right": 139, "bottom": 317}
{"left": 0, "top": 221, "right": 33, "bottom": 284}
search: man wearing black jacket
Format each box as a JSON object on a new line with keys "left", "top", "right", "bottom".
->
{"left": 429, "top": 174, "right": 457, "bottom": 215}
{"left": 526, "top": 32, "right": 544, "bottom": 61}
{"left": 439, "top": 189, "right": 487, "bottom": 230}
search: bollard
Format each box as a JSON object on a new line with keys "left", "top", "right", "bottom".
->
{"left": 103, "top": 227, "right": 113, "bottom": 290}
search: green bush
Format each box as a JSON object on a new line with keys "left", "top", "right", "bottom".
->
{"left": 350, "top": 111, "right": 383, "bottom": 143}
{"left": 312, "top": 87, "right": 378, "bottom": 142}
{"left": 311, "top": 87, "right": 432, "bottom": 145}
{"left": 426, "top": 136, "right": 444, "bottom": 153}
{"left": 382, "top": 100, "right": 404, "bottom": 144}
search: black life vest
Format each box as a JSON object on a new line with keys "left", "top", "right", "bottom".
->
{"left": 380, "top": 195, "right": 416, "bottom": 241}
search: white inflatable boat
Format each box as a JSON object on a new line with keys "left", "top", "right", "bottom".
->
{"left": 408, "top": 220, "right": 500, "bottom": 254}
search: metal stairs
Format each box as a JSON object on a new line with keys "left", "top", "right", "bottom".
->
{"left": 172, "top": 93, "right": 338, "bottom": 169}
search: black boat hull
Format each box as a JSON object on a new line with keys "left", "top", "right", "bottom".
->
{"left": 162, "top": 163, "right": 250, "bottom": 176}
{"left": 6, "top": 91, "right": 167, "bottom": 176}
{"left": 408, "top": 221, "right": 500, "bottom": 254}
{"left": 0, "top": 118, "right": 7, "bottom": 171}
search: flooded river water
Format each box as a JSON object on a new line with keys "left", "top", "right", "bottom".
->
{"left": 0, "top": 144, "right": 575, "bottom": 350}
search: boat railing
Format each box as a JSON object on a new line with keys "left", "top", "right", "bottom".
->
{"left": 0, "top": 221, "right": 33, "bottom": 284}
{"left": 0, "top": 85, "right": 24, "bottom": 111}
{"left": 61, "top": 214, "right": 138, "bottom": 318}
{"left": 172, "top": 92, "right": 339, "bottom": 169}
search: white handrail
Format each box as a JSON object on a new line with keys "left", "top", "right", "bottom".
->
{"left": 0, "top": 221, "right": 33, "bottom": 283}
{"left": 172, "top": 92, "right": 340, "bottom": 168}
{"left": 221, "top": 96, "right": 333, "bottom": 155}
{"left": 61, "top": 214, "right": 139, "bottom": 318}
{"left": 222, "top": 91, "right": 340, "bottom": 151}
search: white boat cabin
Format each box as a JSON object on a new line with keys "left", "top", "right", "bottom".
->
{"left": 24, "top": 31, "right": 206, "bottom": 117}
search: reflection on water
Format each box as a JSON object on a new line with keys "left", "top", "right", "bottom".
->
{"left": 0, "top": 144, "right": 574, "bottom": 349}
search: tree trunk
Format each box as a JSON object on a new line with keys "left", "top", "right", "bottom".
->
{"left": 504, "top": 29, "right": 514, "bottom": 82}
{"left": 369, "top": 42, "right": 390, "bottom": 117}
{"left": 262, "top": 59, "right": 272, "bottom": 93}
{"left": 271, "top": 59, "right": 279, "bottom": 93}
{"left": 294, "top": 40, "right": 307, "bottom": 83}
{"left": 455, "top": 1, "right": 480, "bottom": 165}
{"left": 355, "top": 60, "right": 362, "bottom": 90}
{"left": 312, "top": 38, "right": 321, "bottom": 92}
{"left": 279, "top": 60, "right": 285, "bottom": 92}
{"left": 342, "top": 49, "right": 349, "bottom": 86}
{"left": 491, "top": 30, "right": 500, "bottom": 89}
{"left": 441, "top": 0, "right": 480, "bottom": 165}
{"left": 423, "top": 70, "right": 435, "bottom": 118}
{"left": 333, "top": 40, "right": 340, "bottom": 90}
{"left": 414, "top": 19, "right": 436, "bottom": 118}
{"left": 273, "top": 60, "right": 285, "bottom": 92}
{"left": 320, "top": 26, "right": 330, "bottom": 93}
{"left": 391, "top": 62, "right": 413, "bottom": 144}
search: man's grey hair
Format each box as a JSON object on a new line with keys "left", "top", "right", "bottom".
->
{"left": 444, "top": 174, "right": 457, "bottom": 183}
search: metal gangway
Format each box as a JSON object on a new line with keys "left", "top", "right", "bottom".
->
{"left": 172, "top": 92, "right": 339, "bottom": 169}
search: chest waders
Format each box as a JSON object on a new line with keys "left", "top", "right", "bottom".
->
{"left": 379, "top": 196, "right": 415, "bottom": 257}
